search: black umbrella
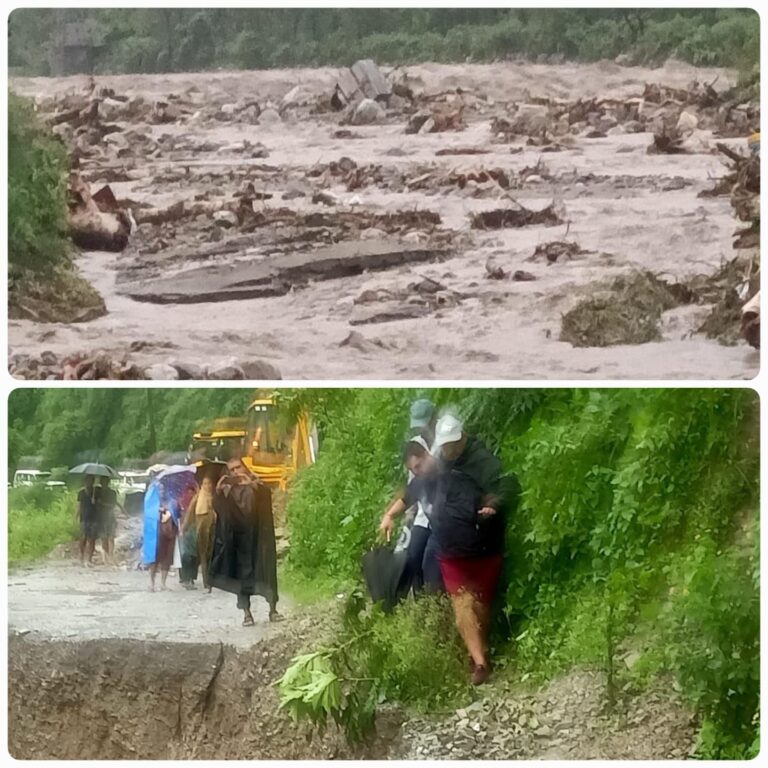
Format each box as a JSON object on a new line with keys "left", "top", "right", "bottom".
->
{"left": 69, "top": 462, "right": 119, "bottom": 479}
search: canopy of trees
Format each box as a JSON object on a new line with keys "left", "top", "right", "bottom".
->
{"left": 8, "top": 8, "right": 759, "bottom": 76}
{"left": 8, "top": 389, "right": 256, "bottom": 470}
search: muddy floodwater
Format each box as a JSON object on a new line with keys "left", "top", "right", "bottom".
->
{"left": 9, "top": 60, "right": 759, "bottom": 379}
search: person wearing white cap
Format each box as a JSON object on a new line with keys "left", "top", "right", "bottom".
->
{"left": 430, "top": 413, "right": 506, "bottom": 685}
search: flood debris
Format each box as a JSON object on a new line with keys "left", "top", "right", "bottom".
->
{"left": 562, "top": 257, "right": 757, "bottom": 348}
{"left": 435, "top": 147, "right": 490, "bottom": 156}
{"left": 741, "top": 291, "right": 760, "bottom": 349}
{"left": 471, "top": 201, "right": 562, "bottom": 230}
{"left": 530, "top": 241, "right": 590, "bottom": 264}
{"left": 560, "top": 272, "right": 681, "bottom": 347}
{"left": 350, "top": 275, "right": 462, "bottom": 325}
{"left": 406, "top": 105, "right": 465, "bottom": 134}
{"left": 485, "top": 257, "right": 506, "bottom": 280}
{"left": 242, "top": 207, "right": 442, "bottom": 236}
{"left": 339, "top": 330, "right": 388, "bottom": 354}
{"left": 68, "top": 172, "right": 131, "bottom": 251}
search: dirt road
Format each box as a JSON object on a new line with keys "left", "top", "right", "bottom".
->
{"left": 9, "top": 60, "right": 758, "bottom": 379}
{"left": 8, "top": 560, "right": 279, "bottom": 645}
{"left": 8, "top": 553, "right": 695, "bottom": 759}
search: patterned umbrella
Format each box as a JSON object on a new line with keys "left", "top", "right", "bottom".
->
{"left": 142, "top": 465, "right": 198, "bottom": 567}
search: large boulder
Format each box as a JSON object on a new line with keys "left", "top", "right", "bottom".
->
{"left": 350, "top": 98, "right": 385, "bottom": 126}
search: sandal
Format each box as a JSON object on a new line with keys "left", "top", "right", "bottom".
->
{"left": 243, "top": 612, "right": 255, "bottom": 627}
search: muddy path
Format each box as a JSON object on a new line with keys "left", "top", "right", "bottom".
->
{"left": 9, "top": 60, "right": 758, "bottom": 379}
{"left": 9, "top": 511, "right": 696, "bottom": 759}
{"left": 7, "top": 560, "right": 698, "bottom": 760}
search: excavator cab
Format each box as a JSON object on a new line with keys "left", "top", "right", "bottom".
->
{"left": 243, "top": 397, "right": 316, "bottom": 489}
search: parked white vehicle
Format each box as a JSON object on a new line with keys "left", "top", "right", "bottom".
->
{"left": 13, "top": 469, "right": 51, "bottom": 488}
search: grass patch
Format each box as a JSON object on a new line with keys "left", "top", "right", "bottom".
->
{"left": 278, "top": 562, "right": 350, "bottom": 605}
{"left": 8, "top": 487, "right": 79, "bottom": 565}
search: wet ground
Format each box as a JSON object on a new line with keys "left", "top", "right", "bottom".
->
{"left": 9, "top": 60, "right": 759, "bottom": 379}
{"left": 8, "top": 561, "right": 279, "bottom": 647}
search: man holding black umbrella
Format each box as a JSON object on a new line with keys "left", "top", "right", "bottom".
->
{"left": 77, "top": 474, "right": 99, "bottom": 566}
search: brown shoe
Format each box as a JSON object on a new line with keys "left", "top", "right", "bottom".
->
{"left": 471, "top": 664, "right": 490, "bottom": 686}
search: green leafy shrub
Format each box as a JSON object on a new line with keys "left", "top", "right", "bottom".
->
{"left": 8, "top": 91, "right": 70, "bottom": 276}
{"left": 663, "top": 535, "right": 759, "bottom": 758}
{"left": 282, "top": 389, "right": 758, "bottom": 752}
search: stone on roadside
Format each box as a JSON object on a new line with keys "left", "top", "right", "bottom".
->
{"left": 213, "top": 210, "right": 238, "bottom": 228}
{"left": 144, "top": 363, "right": 179, "bottom": 380}
{"left": 240, "top": 359, "right": 282, "bottom": 380}
{"left": 351, "top": 98, "right": 385, "bottom": 126}
{"left": 206, "top": 360, "right": 246, "bottom": 380}
{"left": 171, "top": 362, "right": 204, "bottom": 380}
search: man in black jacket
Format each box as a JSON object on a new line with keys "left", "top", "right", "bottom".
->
{"left": 430, "top": 414, "right": 506, "bottom": 685}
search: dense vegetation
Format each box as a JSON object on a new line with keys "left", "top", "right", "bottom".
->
{"left": 7, "top": 388, "right": 257, "bottom": 473}
{"left": 7, "top": 387, "right": 760, "bottom": 757}
{"left": 9, "top": 9, "right": 759, "bottom": 76}
{"left": 7, "top": 91, "right": 107, "bottom": 318}
{"left": 8, "top": 487, "right": 78, "bottom": 565}
{"left": 280, "top": 388, "right": 759, "bottom": 758}
{"left": 8, "top": 91, "right": 70, "bottom": 277}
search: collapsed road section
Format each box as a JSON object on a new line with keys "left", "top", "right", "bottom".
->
{"left": 124, "top": 240, "right": 451, "bottom": 304}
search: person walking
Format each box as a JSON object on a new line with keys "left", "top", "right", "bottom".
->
{"left": 77, "top": 475, "right": 99, "bottom": 566}
{"left": 429, "top": 414, "right": 507, "bottom": 685}
{"left": 209, "top": 457, "right": 279, "bottom": 626}
{"left": 182, "top": 468, "right": 218, "bottom": 592}
{"left": 95, "top": 477, "right": 123, "bottom": 566}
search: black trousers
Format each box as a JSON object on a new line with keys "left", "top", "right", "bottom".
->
{"left": 406, "top": 525, "right": 444, "bottom": 595}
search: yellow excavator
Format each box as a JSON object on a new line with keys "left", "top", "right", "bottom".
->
{"left": 187, "top": 417, "right": 247, "bottom": 464}
{"left": 187, "top": 396, "right": 316, "bottom": 490}
{"left": 242, "top": 395, "right": 317, "bottom": 490}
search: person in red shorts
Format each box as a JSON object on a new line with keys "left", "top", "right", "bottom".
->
{"left": 430, "top": 413, "right": 506, "bottom": 685}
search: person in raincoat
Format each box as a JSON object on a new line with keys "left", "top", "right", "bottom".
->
{"left": 149, "top": 485, "right": 178, "bottom": 591}
{"left": 181, "top": 464, "right": 220, "bottom": 591}
{"left": 209, "top": 457, "right": 279, "bottom": 626}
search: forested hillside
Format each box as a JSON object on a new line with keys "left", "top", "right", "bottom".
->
{"left": 9, "top": 8, "right": 759, "bottom": 76}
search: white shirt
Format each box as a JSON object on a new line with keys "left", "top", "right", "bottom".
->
{"left": 407, "top": 437, "right": 438, "bottom": 528}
